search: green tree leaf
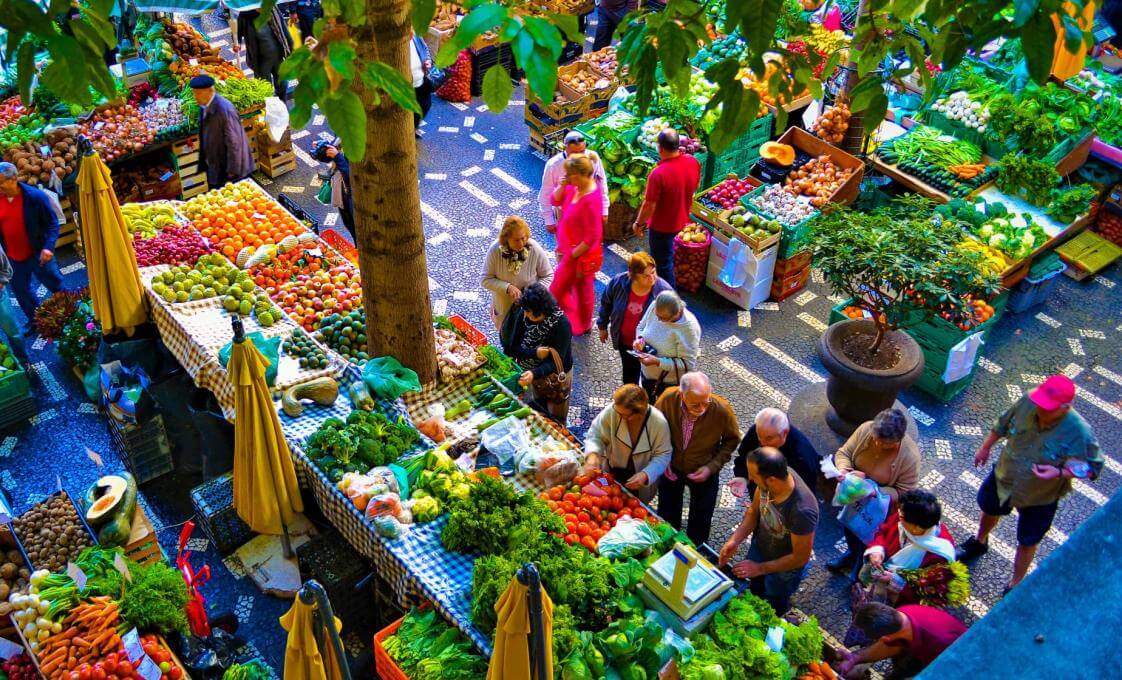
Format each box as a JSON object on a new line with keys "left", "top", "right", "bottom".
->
{"left": 322, "top": 89, "right": 366, "bottom": 161}
{"left": 895, "top": 0, "right": 926, "bottom": 20}
{"left": 412, "top": 0, "right": 437, "bottom": 35}
{"left": 435, "top": 2, "right": 507, "bottom": 66}
{"left": 548, "top": 13, "right": 582, "bottom": 44}
{"left": 856, "top": 46, "right": 882, "bottom": 78}
{"left": 16, "top": 41, "right": 35, "bottom": 106}
{"left": 863, "top": 89, "right": 888, "bottom": 140}
{"left": 481, "top": 63, "right": 513, "bottom": 112}
{"left": 327, "top": 40, "right": 358, "bottom": 83}
{"left": 1012, "top": 0, "right": 1041, "bottom": 28}
{"left": 256, "top": 0, "right": 277, "bottom": 28}
{"left": 10, "top": 0, "right": 55, "bottom": 37}
{"left": 523, "top": 15, "right": 564, "bottom": 60}
{"left": 279, "top": 46, "right": 314, "bottom": 80}
{"left": 363, "top": 62, "right": 421, "bottom": 114}
{"left": 1021, "top": 11, "right": 1056, "bottom": 84}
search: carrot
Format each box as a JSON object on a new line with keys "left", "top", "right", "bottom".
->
{"left": 72, "top": 637, "right": 91, "bottom": 649}
{"left": 820, "top": 662, "right": 838, "bottom": 680}
{"left": 807, "top": 662, "right": 822, "bottom": 674}
{"left": 90, "top": 628, "right": 115, "bottom": 648}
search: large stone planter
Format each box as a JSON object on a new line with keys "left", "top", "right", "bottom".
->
{"left": 817, "top": 319, "right": 924, "bottom": 436}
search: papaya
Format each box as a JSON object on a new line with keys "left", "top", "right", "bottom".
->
{"left": 97, "top": 472, "right": 138, "bottom": 547}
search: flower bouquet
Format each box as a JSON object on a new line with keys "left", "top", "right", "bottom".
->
{"left": 896, "top": 561, "right": 971, "bottom": 608}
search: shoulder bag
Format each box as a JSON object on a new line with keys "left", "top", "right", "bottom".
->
{"left": 532, "top": 347, "right": 572, "bottom": 403}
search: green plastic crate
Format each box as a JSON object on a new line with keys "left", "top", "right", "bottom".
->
{"left": 901, "top": 292, "right": 1009, "bottom": 353}
{"left": 704, "top": 113, "right": 774, "bottom": 186}
{"left": 829, "top": 298, "right": 855, "bottom": 326}
{"left": 912, "top": 364, "right": 977, "bottom": 403}
{"left": 738, "top": 184, "right": 820, "bottom": 259}
{"left": 0, "top": 360, "right": 30, "bottom": 405}
{"left": 923, "top": 109, "right": 987, "bottom": 149}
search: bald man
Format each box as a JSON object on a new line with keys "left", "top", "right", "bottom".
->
{"left": 729, "top": 408, "right": 820, "bottom": 500}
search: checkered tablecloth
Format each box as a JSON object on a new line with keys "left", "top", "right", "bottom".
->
{"left": 140, "top": 264, "right": 347, "bottom": 421}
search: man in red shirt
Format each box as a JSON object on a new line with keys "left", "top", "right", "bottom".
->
{"left": 0, "top": 162, "right": 62, "bottom": 328}
{"left": 838, "top": 602, "right": 967, "bottom": 679}
{"left": 632, "top": 129, "right": 700, "bottom": 288}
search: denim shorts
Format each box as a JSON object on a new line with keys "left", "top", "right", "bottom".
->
{"left": 977, "top": 470, "right": 1058, "bottom": 547}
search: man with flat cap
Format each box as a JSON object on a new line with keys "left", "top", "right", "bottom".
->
{"left": 190, "top": 75, "right": 256, "bottom": 189}
{"left": 538, "top": 130, "right": 609, "bottom": 234}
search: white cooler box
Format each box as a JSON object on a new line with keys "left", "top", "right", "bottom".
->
{"left": 706, "top": 234, "right": 778, "bottom": 310}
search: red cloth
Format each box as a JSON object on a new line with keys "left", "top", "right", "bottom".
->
{"left": 885, "top": 605, "right": 967, "bottom": 668}
{"left": 644, "top": 154, "right": 701, "bottom": 234}
{"left": 551, "top": 256, "right": 596, "bottom": 336}
{"left": 867, "top": 511, "right": 955, "bottom": 568}
{"left": 0, "top": 193, "right": 31, "bottom": 262}
{"left": 551, "top": 186, "right": 603, "bottom": 335}
{"left": 554, "top": 185, "right": 604, "bottom": 256}
{"left": 619, "top": 290, "right": 649, "bottom": 347}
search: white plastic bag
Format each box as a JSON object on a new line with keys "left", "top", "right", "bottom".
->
{"left": 264, "top": 97, "right": 290, "bottom": 143}
{"left": 481, "top": 416, "right": 531, "bottom": 467}
{"left": 596, "top": 517, "right": 659, "bottom": 559}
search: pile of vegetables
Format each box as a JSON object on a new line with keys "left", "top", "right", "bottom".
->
{"left": 223, "top": 660, "right": 272, "bottom": 680}
{"left": 434, "top": 328, "right": 484, "bottom": 381}
{"left": 876, "top": 126, "right": 997, "bottom": 197}
{"left": 179, "top": 78, "right": 275, "bottom": 120}
{"left": 898, "top": 561, "right": 971, "bottom": 608}
{"left": 541, "top": 473, "right": 651, "bottom": 553}
{"left": 0, "top": 543, "right": 29, "bottom": 602}
{"left": 994, "top": 155, "right": 1059, "bottom": 206}
{"left": 930, "top": 90, "right": 990, "bottom": 132}
{"left": 314, "top": 309, "right": 370, "bottom": 364}
{"left": 1047, "top": 184, "right": 1098, "bottom": 224}
{"left": 381, "top": 608, "right": 488, "bottom": 679}
{"left": 80, "top": 105, "right": 155, "bottom": 163}
{"left": 2, "top": 125, "right": 79, "bottom": 187}
{"left": 479, "top": 344, "right": 519, "bottom": 382}
{"left": 12, "top": 495, "right": 95, "bottom": 573}
{"left": 305, "top": 410, "right": 420, "bottom": 482}
{"left": 585, "top": 47, "right": 618, "bottom": 77}
{"left": 679, "top": 592, "right": 827, "bottom": 680}
{"left": 936, "top": 198, "right": 1049, "bottom": 261}
{"left": 784, "top": 156, "right": 854, "bottom": 208}
{"left": 747, "top": 183, "right": 818, "bottom": 226}
{"left": 283, "top": 327, "right": 330, "bottom": 369}
{"left": 1, "top": 652, "right": 36, "bottom": 680}
{"left": 700, "top": 175, "right": 758, "bottom": 210}
{"left": 986, "top": 83, "right": 1096, "bottom": 157}
{"left": 811, "top": 101, "right": 850, "bottom": 144}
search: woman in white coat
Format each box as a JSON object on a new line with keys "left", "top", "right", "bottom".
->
{"left": 582, "top": 384, "right": 672, "bottom": 502}
{"left": 632, "top": 290, "right": 701, "bottom": 400}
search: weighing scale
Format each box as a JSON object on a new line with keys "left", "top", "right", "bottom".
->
{"left": 638, "top": 543, "right": 735, "bottom": 637}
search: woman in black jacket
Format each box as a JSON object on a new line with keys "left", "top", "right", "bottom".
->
{"left": 232, "top": 6, "right": 293, "bottom": 100}
{"left": 501, "top": 283, "right": 574, "bottom": 424}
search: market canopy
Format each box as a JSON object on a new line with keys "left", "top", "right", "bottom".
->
{"left": 133, "top": 0, "right": 293, "bottom": 13}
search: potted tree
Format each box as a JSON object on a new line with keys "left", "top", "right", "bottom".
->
{"left": 809, "top": 196, "right": 1001, "bottom": 434}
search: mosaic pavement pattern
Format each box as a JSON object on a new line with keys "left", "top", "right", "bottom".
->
{"left": 2, "top": 11, "right": 1121, "bottom": 675}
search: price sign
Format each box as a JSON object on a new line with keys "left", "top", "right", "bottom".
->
{"left": 95, "top": 121, "right": 105, "bottom": 130}
{"left": 67, "top": 561, "right": 88, "bottom": 590}
{"left": 0, "top": 494, "right": 12, "bottom": 524}
{"left": 0, "top": 637, "right": 23, "bottom": 660}
{"left": 40, "top": 145, "right": 51, "bottom": 156}
{"left": 114, "top": 552, "right": 133, "bottom": 583}
{"left": 252, "top": 212, "right": 266, "bottom": 221}
{"left": 189, "top": 58, "right": 198, "bottom": 66}
{"left": 56, "top": 474, "right": 63, "bottom": 492}
{"left": 160, "top": 171, "right": 174, "bottom": 182}
{"left": 86, "top": 447, "right": 103, "bottom": 469}
{"left": 122, "top": 629, "right": 144, "bottom": 662}
{"left": 137, "top": 655, "right": 162, "bottom": 680}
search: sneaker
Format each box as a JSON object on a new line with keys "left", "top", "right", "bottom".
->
{"left": 827, "top": 550, "right": 855, "bottom": 574}
{"left": 956, "top": 537, "right": 989, "bottom": 562}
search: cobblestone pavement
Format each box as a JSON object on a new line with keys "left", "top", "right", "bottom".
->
{"left": 3, "top": 14, "right": 1121, "bottom": 672}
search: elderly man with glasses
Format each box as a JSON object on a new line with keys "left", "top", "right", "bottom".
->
{"left": 654, "top": 371, "right": 741, "bottom": 546}
{"left": 729, "top": 407, "right": 821, "bottom": 501}
{"left": 538, "top": 130, "right": 609, "bottom": 234}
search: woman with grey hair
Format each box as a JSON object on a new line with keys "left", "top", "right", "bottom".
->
{"left": 632, "top": 290, "right": 701, "bottom": 400}
{"left": 829, "top": 408, "right": 922, "bottom": 575}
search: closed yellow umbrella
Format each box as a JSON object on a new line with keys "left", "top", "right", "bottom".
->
{"left": 488, "top": 572, "right": 554, "bottom": 680}
{"left": 279, "top": 592, "right": 344, "bottom": 680}
{"left": 228, "top": 326, "right": 303, "bottom": 535}
{"left": 75, "top": 147, "right": 147, "bottom": 336}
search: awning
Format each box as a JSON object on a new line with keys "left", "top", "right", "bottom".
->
{"left": 133, "top": 0, "right": 218, "bottom": 14}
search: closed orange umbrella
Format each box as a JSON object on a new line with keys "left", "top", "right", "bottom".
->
{"left": 75, "top": 147, "right": 148, "bottom": 335}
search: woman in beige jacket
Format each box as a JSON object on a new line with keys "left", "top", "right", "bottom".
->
{"left": 481, "top": 216, "right": 554, "bottom": 330}
{"left": 582, "top": 384, "right": 673, "bottom": 502}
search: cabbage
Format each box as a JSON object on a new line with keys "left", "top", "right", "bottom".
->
{"left": 988, "top": 233, "right": 1008, "bottom": 249}
{"left": 977, "top": 224, "right": 994, "bottom": 238}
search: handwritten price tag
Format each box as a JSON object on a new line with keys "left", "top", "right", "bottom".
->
{"left": 137, "top": 655, "right": 162, "bottom": 680}
{"left": 40, "top": 145, "right": 51, "bottom": 156}
{"left": 160, "top": 171, "right": 174, "bottom": 182}
{"left": 122, "top": 629, "right": 144, "bottom": 662}
{"left": 86, "top": 447, "right": 103, "bottom": 468}
{"left": 115, "top": 552, "right": 133, "bottom": 583}
{"left": 189, "top": 58, "right": 198, "bottom": 66}
{"left": 95, "top": 121, "right": 105, "bottom": 130}
{"left": 0, "top": 637, "right": 22, "bottom": 660}
{"left": 67, "top": 561, "right": 88, "bottom": 590}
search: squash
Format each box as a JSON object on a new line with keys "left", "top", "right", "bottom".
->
{"left": 760, "top": 142, "right": 796, "bottom": 166}
{"left": 236, "top": 246, "right": 253, "bottom": 268}
{"left": 282, "top": 376, "right": 340, "bottom": 417}
{"left": 96, "top": 472, "right": 138, "bottom": 547}
{"left": 84, "top": 475, "right": 129, "bottom": 526}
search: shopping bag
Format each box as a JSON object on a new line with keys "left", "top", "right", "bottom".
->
{"left": 363, "top": 356, "right": 421, "bottom": 399}
{"left": 596, "top": 516, "right": 659, "bottom": 559}
{"left": 316, "top": 179, "right": 332, "bottom": 205}
{"left": 836, "top": 481, "right": 891, "bottom": 544}
{"left": 99, "top": 360, "right": 155, "bottom": 424}
{"left": 263, "top": 97, "right": 290, "bottom": 144}
{"left": 217, "top": 333, "right": 282, "bottom": 386}
{"left": 942, "top": 331, "right": 984, "bottom": 384}
{"left": 718, "top": 237, "right": 751, "bottom": 289}
{"left": 480, "top": 415, "right": 531, "bottom": 471}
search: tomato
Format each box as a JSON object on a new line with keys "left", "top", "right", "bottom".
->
{"left": 564, "top": 533, "right": 578, "bottom": 544}
{"left": 627, "top": 497, "right": 641, "bottom": 509}
{"left": 564, "top": 492, "right": 580, "bottom": 503}
{"left": 546, "top": 501, "right": 558, "bottom": 511}
{"left": 633, "top": 508, "right": 648, "bottom": 520}
{"left": 601, "top": 521, "right": 611, "bottom": 531}
{"left": 565, "top": 522, "right": 576, "bottom": 535}
{"left": 591, "top": 530, "right": 604, "bottom": 542}
{"left": 548, "top": 488, "right": 563, "bottom": 501}
{"left": 607, "top": 512, "right": 618, "bottom": 523}
{"left": 560, "top": 501, "right": 575, "bottom": 513}
{"left": 92, "top": 665, "right": 107, "bottom": 680}
{"left": 118, "top": 662, "right": 134, "bottom": 677}
{"left": 576, "top": 522, "right": 591, "bottom": 537}
{"left": 69, "top": 672, "right": 80, "bottom": 680}
{"left": 563, "top": 513, "right": 577, "bottom": 524}
{"left": 169, "top": 669, "right": 182, "bottom": 680}
{"left": 619, "top": 508, "right": 631, "bottom": 517}
{"left": 576, "top": 511, "right": 590, "bottom": 523}
{"left": 574, "top": 474, "right": 591, "bottom": 486}
{"left": 581, "top": 536, "right": 598, "bottom": 551}
{"left": 540, "top": 492, "right": 549, "bottom": 501}
{"left": 104, "top": 659, "right": 118, "bottom": 674}
{"left": 79, "top": 665, "right": 93, "bottom": 680}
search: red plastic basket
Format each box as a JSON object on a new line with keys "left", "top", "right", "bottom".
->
{"left": 374, "top": 616, "right": 409, "bottom": 680}
{"left": 450, "top": 314, "right": 488, "bottom": 347}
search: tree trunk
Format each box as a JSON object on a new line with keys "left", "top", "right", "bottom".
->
{"left": 353, "top": 0, "right": 436, "bottom": 384}
{"left": 839, "top": 0, "right": 870, "bottom": 156}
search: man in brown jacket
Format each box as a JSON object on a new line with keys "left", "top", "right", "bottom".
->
{"left": 655, "top": 372, "right": 741, "bottom": 546}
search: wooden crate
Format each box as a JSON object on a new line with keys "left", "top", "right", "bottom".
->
{"left": 123, "top": 504, "right": 165, "bottom": 566}
{"left": 258, "top": 149, "right": 296, "bottom": 178}
{"left": 257, "top": 127, "right": 292, "bottom": 155}
{"left": 776, "top": 126, "right": 864, "bottom": 205}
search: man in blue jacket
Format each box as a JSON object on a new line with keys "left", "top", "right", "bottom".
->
{"left": 0, "top": 162, "right": 62, "bottom": 328}
{"left": 191, "top": 75, "right": 257, "bottom": 189}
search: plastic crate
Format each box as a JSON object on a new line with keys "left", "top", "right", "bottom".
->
{"left": 470, "top": 44, "right": 520, "bottom": 97}
{"left": 0, "top": 362, "right": 30, "bottom": 404}
{"left": 704, "top": 114, "right": 774, "bottom": 186}
{"left": 374, "top": 616, "right": 409, "bottom": 680}
{"left": 297, "top": 530, "right": 371, "bottom": 626}
{"left": 1007, "top": 253, "right": 1067, "bottom": 313}
{"left": 739, "top": 185, "right": 820, "bottom": 259}
{"left": 107, "top": 414, "right": 174, "bottom": 484}
{"left": 900, "top": 292, "right": 1009, "bottom": 353}
{"left": 190, "top": 472, "right": 253, "bottom": 555}
{"left": 912, "top": 364, "right": 977, "bottom": 403}
{"left": 923, "top": 109, "right": 986, "bottom": 148}
{"left": 0, "top": 393, "right": 36, "bottom": 430}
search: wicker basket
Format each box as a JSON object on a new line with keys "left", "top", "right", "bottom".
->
{"left": 604, "top": 201, "right": 638, "bottom": 242}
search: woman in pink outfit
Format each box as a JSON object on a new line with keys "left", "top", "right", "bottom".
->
{"left": 549, "top": 154, "right": 604, "bottom": 335}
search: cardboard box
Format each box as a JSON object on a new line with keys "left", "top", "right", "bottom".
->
{"left": 706, "top": 235, "right": 778, "bottom": 309}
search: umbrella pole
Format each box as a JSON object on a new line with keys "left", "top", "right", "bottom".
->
{"left": 518, "top": 563, "right": 548, "bottom": 680}
{"left": 231, "top": 314, "right": 295, "bottom": 558}
{"left": 300, "top": 580, "right": 352, "bottom": 680}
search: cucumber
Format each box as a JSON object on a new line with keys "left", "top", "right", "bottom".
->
{"left": 476, "top": 418, "right": 500, "bottom": 432}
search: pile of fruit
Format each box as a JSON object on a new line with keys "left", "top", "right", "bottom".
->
{"left": 805, "top": 23, "right": 850, "bottom": 53}
{"left": 274, "top": 264, "right": 363, "bottom": 332}
{"left": 743, "top": 61, "right": 808, "bottom": 109}
{"left": 540, "top": 473, "right": 650, "bottom": 554}
{"left": 0, "top": 338, "right": 21, "bottom": 372}
{"left": 726, "top": 206, "right": 782, "bottom": 243}
{"left": 168, "top": 58, "right": 244, "bottom": 85}
{"left": 150, "top": 253, "right": 249, "bottom": 304}
{"left": 1, "top": 652, "right": 36, "bottom": 680}
{"left": 786, "top": 40, "right": 834, "bottom": 79}
{"left": 700, "top": 175, "right": 758, "bottom": 210}
{"left": 840, "top": 305, "right": 877, "bottom": 321}
{"left": 812, "top": 101, "right": 850, "bottom": 145}
{"left": 0, "top": 117, "right": 46, "bottom": 153}
{"left": 249, "top": 240, "right": 343, "bottom": 289}
{"left": 140, "top": 98, "right": 189, "bottom": 141}
{"left": 122, "top": 202, "right": 180, "bottom": 238}
{"left": 748, "top": 183, "right": 818, "bottom": 226}
{"left": 676, "top": 223, "right": 709, "bottom": 244}
{"left": 0, "top": 95, "right": 29, "bottom": 127}
{"left": 1097, "top": 209, "right": 1122, "bottom": 245}
{"left": 435, "top": 51, "right": 472, "bottom": 103}
{"left": 784, "top": 155, "right": 854, "bottom": 207}
{"left": 693, "top": 33, "right": 745, "bottom": 69}
{"left": 315, "top": 309, "right": 370, "bottom": 364}
{"left": 584, "top": 47, "right": 617, "bottom": 76}
{"left": 133, "top": 224, "right": 214, "bottom": 267}
{"left": 182, "top": 181, "right": 306, "bottom": 259}
{"left": 930, "top": 90, "right": 990, "bottom": 132}
{"left": 162, "top": 19, "right": 216, "bottom": 59}
{"left": 3, "top": 125, "right": 78, "bottom": 186}
{"left": 81, "top": 105, "right": 154, "bottom": 162}
{"left": 955, "top": 238, "right": 1010, "bottom": 278}
{"left": 560, "top": 66, "right": 611, "bottom": 96}
{"left": 283, "top": 327, "right": 330, "bottom": 369}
